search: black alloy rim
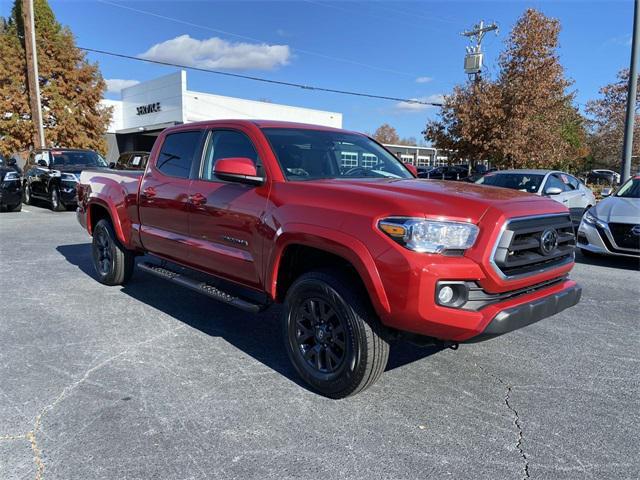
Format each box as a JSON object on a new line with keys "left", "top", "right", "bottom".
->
{"left": 294, "top": 297, "right": 347, "bottom": 374}
{"left": 94, "top": 229, "right": 113, "bottom": 275}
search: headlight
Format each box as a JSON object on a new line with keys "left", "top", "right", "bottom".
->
{"left": 61, "top": 172, "right": 79, "bottom": 182}
{"left": 379, "top": 218, "right": 479, "bottom": 253}
{"left": 583, "top": 210, "right": 607, "bottom": 229}
{"left": 2, "top": 171, "right": 20, "bottom": 181}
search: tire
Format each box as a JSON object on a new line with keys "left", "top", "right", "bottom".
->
{"left": 91, "top": 219, "right": 135, "bottom": 286}
{"left": 23, "top": 183, "right": 32, "bottom": 205}
{"left": 50, "top": 186, "right": 65, "bottom": 211}
{"left": 10, "top": 202, "right": 22, "bottom": 212}
{"left": 283, "top": 270, "right": 389, "bottom": 398}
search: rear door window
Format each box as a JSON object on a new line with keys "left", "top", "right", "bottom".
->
{"left": 156, "top": 131, "right": 203, "bottom": 179}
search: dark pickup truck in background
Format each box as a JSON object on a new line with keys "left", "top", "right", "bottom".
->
{"left": 77, "top": 120, "right": 581, "bottom": 397}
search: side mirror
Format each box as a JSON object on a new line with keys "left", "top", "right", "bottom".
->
{"left": 404, "top": 163, "right": 418, "bottom": 176}
{"left": 108, "top": 162, "right": 116, "bottom": 169}
{"left": 7, "top": 157, "right": 17, "bottom": 167}
{"left": 214, "top": 157, "right": 263, "bottom": 186}
{"left": 601, "top": 187, "right": 612, "bottom": 197}
{"left": 545, "top": 186, "right": 563, "bottom": 195}
{"left": 37, "top": 159, "right": 48, "bottom": 167}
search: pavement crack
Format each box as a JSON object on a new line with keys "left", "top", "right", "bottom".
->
{"left": 474, "top": 363, "right": 530, "bottom": 480}
{"left": 21, "top": 325, "right": 186, "bottom": 480}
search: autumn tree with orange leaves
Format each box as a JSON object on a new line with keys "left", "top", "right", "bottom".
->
{"left": 0, "top": 0, "right": 110, "bottom": 156}
{"left": 424, "top": 9, "right": 588, "bottom": 171}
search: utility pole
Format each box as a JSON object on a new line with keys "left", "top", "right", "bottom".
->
{"left": 461, "top": 20, "right": 498, "bottom": 81}
{"left": 22, "top": 0, "right": 45, "bottom": 149}
{"left": 621, "top": 0, "right": 639, "bottom": 182}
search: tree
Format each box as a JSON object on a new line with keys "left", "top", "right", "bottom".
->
{"left": 585, "top": 69, "right": 640, "bottom": 169}
{"left": 372, "top": 124, "right": 400, "bottom": 144}
{"left": 424, "top": 9, "right": 588, "bottom": 170}
{"left": 0, "top": 0, "right": 111, "bottom": 156}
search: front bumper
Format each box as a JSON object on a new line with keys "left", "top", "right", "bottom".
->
{"left": 577, "top": 220, "right": 640, "bottom": 258}
{"left": 466, "top": 284, "right": 581, "bottom": 342}
{"left": 0, "top": 183, "right": 23, "bottom": 206}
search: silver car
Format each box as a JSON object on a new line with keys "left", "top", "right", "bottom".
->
{"left": 476, "top": 169, "right": 597, "bottom": 224}
{"left": 577, "top": 176, "right": 640, "bottom": 258}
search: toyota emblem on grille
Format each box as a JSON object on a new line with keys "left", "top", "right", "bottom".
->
{"left": 632, "top": 225, "right": 640, "bottom": 236}
{"left": 539, "top": 228, "right": 559, "bottom": 256}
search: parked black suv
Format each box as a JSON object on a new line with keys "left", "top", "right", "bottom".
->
{"left": 0, "top": 155, "right": 23, "bottom": 212}
{"left": 108, "top": 151, "right": 150, "bottom": 171}
{"left": 23, "top": 148, "right": 107, "bottom": 211}
{"left": 418, "top": 165, "right": 469, "bottom": 180}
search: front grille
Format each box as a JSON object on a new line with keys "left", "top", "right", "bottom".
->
{"left": 492, "top": 214, "right": 575, "bottom": 278}
{"left": 608, "top": 223, "right": 640, "bottom": 251}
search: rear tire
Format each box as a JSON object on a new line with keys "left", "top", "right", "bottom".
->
{"left": 92, "top": 219, "right": 135, "bottom": 286}
{"left": 283, "top": 270, "right": 389, "bottom": 398}
{"left": 50, "top": 186, "right": 65, "bottom": 211}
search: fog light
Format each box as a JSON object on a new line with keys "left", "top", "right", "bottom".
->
{"left": 438, "top": 286, "right": 454, "bottom": 304}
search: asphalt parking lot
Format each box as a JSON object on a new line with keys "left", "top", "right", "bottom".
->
{"left": 1, "top": 205, "right": 639, "bottom": 480}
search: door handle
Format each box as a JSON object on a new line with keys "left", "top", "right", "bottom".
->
{"left": 189, "top": 193, "right": 207, "bottom": 206}
{"left": 142, "top": 186, "right": 156, "bottom": 198}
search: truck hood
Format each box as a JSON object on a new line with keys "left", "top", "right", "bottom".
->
{"left": 293, "top": 178, "right": 565, "bottom": 223}
{"left": 592, "top": 196, "right": 640, "bottom": 224}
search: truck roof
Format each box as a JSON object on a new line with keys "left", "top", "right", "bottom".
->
{"left": 167, "top": 119, "right": 357, "bottom": 135}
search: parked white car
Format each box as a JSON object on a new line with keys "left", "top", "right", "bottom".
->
{"left": 577, "top": 176, "right": 640, "bottom": 258}
{"left": 476, "top": 169, "right": 597, "bottom": 224}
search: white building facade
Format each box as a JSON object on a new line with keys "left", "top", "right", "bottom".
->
{"left": 101, "top": 71, "right": 343, "bottom": 161}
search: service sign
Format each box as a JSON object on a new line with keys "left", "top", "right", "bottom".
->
{"left": 136, "top": 102, "right": 161, "bottom": 116}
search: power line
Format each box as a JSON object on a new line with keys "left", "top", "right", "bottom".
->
{"left": 96, "top": 0, "right": 416, "bottom": 77}
{"left": 80, "top": 46, "right": 444, "bottom": 106}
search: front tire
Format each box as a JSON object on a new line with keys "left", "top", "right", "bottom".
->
{"left": 92, "top": 219, "right": 135, "bottom": 285}
{"left": 23, "top": 183, "right": 32, "bottom": 205}
{"left": 283, "top": 270, "right": 389, "bottom": 398}
{"left": 10, "top": 202, "right": 22, "bottom": 212}
{"left": 50, "top": 186, "right": 65, "bottom": 211}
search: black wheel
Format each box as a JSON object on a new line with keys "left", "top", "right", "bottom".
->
{"left": 283, "top": 270, "right": 389, "bottom": 398}
{"left": 10, "top": 202, "right": 22, "bottom": 212}
{"left": 91, "top": 219, "right": 135, "bottom": 285}
{"left": 23, "top": 183, "right": 32, "bottom": 205}
{"left": 50, "top": 186, "right": 65, "bottom": 211}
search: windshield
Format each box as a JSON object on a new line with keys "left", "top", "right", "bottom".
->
{"left": 476, "top": 173, "right": 545, "bottom": 193}
{"left": 615, "top": 178, "right": 640, "bottom": 198}
{"left": 51, "top": 150, "right": 107, "bottom": 168}
{"left": 262, "top": 128, "right": 413, "bottom": 181}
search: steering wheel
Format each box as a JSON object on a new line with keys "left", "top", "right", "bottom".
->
{"left": 344, "top": 166, "right": 372, "bottom": 177}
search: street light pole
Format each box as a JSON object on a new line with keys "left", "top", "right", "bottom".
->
{"left": 621, "top": 0, "right": 639, "bottom": 182}
{"left": 22, "top": 0, "right": 45, "bottom": 149}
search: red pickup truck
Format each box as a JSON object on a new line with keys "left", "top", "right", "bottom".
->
{"left": 77, "top": 120, "right": 581, "bottom": 397}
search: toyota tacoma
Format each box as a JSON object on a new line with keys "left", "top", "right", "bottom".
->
{"left": 77, "top": 120, "right": 582, "bottom": 398}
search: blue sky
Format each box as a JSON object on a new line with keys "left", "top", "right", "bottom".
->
{"left": 1, "top": 0, "right": 633, "bottom": 140}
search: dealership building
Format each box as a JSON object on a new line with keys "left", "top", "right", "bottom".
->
{"left": 101, "top": 71, "right": 343, "bottom": 162}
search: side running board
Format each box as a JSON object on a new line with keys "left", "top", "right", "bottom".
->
{"left": 138, "top": 262, "right": 264, "bottom": 313}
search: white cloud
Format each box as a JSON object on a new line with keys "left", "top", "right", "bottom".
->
{"left": 105, "top": 79, "right": 140, "bottom": 93}
{"left": 415, "top": 76, "right": 433, "bottom": 83}
{"left": 138, "top": 34, "right": 291, "bottom": 70}
{"left": 395, "top": 94, "right": 445, "bottom": 112}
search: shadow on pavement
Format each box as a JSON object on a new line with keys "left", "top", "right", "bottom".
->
{"left": 56, "top": 243, "right": 442, "bottom": 391}
{"left": 575, "top": 250, "right": 640, "bottom": 271}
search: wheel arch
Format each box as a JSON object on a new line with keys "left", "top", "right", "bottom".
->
{"left": 87, "top": 200, "right": 128, "bottom": 246}
{"left": 267, "top": 225, "right": 391, "bottom": 318}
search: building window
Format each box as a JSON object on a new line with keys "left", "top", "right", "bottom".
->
{"left": 341, "top": 151, "right": 358, "bottom": 168}
{"left": 361, "top": 153, "right": 378, "bottom": 169}
{"left": 400, "top": 154, "right": 414, "bottom": 164}
{"left": 416, "top": 156, "right": 431, "bottom": 167}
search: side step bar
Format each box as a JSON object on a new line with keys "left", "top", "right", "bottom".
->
{"left": 138, "top": 262, "right": 264, "bottom": 313}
